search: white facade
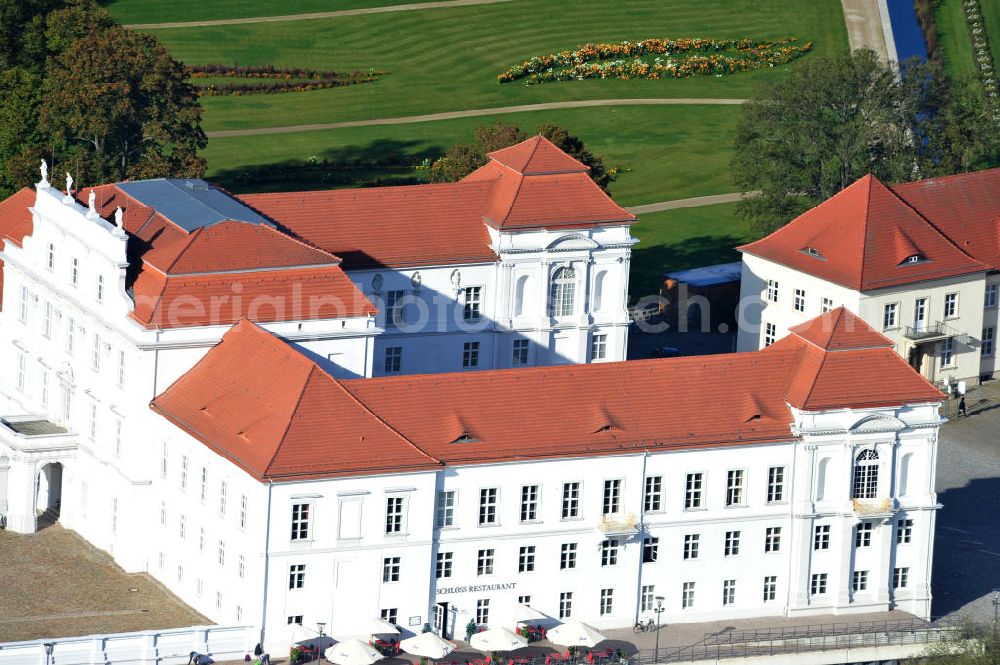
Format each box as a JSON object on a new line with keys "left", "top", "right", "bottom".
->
{"left": 146, "top": 399, "right": 939, "bottom": 655}
{"left": 738, "top": 253, "right": 997, "bottom": 384}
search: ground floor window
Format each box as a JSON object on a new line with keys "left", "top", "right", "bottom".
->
{"left": 852, "top": 570, "right": 868, "bottom": 592}
{"left": 722, "top": 580, "right": 736, "bottom": 606}
{"left": 288, "top": 615, "right": 303, "bottom": 625}
{"left": 476, "top": 599, "right": 489, "bottom": 625}
{"left": 682, "top": 582, "right": 695, "bottom": 609}
{"left": 893, "top": 567, "right": 909, "bottom": 589}
{"left": 559, "top": 592, "right": 573, "bottom": 619}
{"left": 640, "top": 585, "right": 655, "bottom": 611}
{"left": 762, "top": 576, "right": 777, "bottom": 602}
{"left": 381, "top": 608, "right": 398, "bottom": 624}
{"left": 811, "top": 573, "right": 827, "bottom": 595}
{"left": 599, "top": 588, "right": 613, "bottom": 615}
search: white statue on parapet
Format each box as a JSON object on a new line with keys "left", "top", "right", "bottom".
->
{"left": 87, "top": 189, "right": 98, "bottom": 219}
{"left": 39, "top": 159, "right": 49, "bottom": 188}
{"left": 114, "top": 206, "right": 126, "bottom": 237}
{"left": 63, "top": 172, "right": 74, "bottom": 204}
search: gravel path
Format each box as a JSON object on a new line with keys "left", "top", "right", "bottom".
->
{"left": 625, "top": 191, "right": 756, "bottom": 214}
{"left": 125, "top": 0, "right": 517, "bottom": 29}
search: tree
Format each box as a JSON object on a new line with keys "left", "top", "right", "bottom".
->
{"left": 921, "top": 619, "right": 1000, "bottom": 664}
{"left": 537, "top": 123, "right": 615, "bottom": 190}
{"left": 732, "top": 48, "right": 999, "bottom": 235}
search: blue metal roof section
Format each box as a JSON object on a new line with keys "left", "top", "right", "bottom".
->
{"left": 116, "top": 178, "right": 273, "bottom": 232}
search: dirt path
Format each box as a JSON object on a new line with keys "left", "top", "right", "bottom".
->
{"left": 625, "top": 191, "right": 756, "bottom": 214}
{"left": 840, "top": 0, "right": 893, "bottom": 63}
{"left": 205, "top": 98, "right": 746, "bottom": 138}
{"left": 125, "top": 0, "right": 517, "bottom": 29}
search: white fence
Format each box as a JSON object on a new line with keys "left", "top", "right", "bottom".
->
{"left": 0, "top": 625, "right": 252, "bottom": 665}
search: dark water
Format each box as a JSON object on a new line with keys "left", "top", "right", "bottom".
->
{"left": 886, "top": 0, "right": 929, "bottom": 62}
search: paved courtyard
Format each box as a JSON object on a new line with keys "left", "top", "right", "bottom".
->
{"left": 0, "top": 524, "right": 207, "bottom": 642}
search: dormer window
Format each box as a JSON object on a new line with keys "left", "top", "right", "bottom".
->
{"left": 902, "top": 254, "right": 925, "bottom": 265}
{"left": 451, "top": 432, "right": 478, "bottom": 444}
{"left": 800, "top": 247, "right": 824, "bottom": 259}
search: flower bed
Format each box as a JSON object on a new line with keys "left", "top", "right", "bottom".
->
{"left": 498, "top": 37, "right": 812, "bottom": 84}
{"left": 190, "top": 64, "right": 384, "bottom": 95}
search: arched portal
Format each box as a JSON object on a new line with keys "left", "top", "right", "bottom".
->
{"left": 35, "top": 462, "right": 63, "bottom": 526}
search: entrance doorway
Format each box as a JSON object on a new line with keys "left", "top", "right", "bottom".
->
{"left": 908, "top": 345, "right": 935, "bottom": 381}
{"left": 35, "top": 462, "right": 62, "bottom": 527}
{"left": 434, "top": 602, "right": 450, "bottom": 639}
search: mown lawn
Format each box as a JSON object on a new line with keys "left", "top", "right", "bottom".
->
{"left": 203, "top": 105, "right": 740, "bottom": 206}
{"left": 103, "top": 0, "right": 428, "bottom": 24}
{"left": 934, "top": 0, "right": 979, "bottom": 79}
{"left": 146, "top": 0, "right": 848, "bottom": 131}
{"left": 629, "top": 203, "right": 752, "bottom": 300}
{"left": 980, "top": 0, "right": 1000, "bottom": 76}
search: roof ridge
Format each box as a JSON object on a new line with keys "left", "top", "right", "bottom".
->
{"left": 262, "top": 362, "right": 322, "bottom": 479}
{"left": 857, "top": 175, "right": 876, "bottom": 290}
{"left": 886, "top": 179, "right": 989, "bottom": 267}
{"left": 796, "top": 343, "right": 827, "bottom": 408}
{"left": 163, "top": 226, "right": 204, "bottom": 273}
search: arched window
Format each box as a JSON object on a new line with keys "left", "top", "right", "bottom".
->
{"left": 852, "top": 449, "right": 879, "bottom": 499}
{"left": 514, "top": 275, "right": 529, "bottom": 317}
{"left": 593, "top": 270, "right": 607, "bottom": 312}
{"left": 550, "top": 267, "right": 576, "bottom": 317}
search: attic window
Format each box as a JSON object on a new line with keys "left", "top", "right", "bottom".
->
{"left": 744, "top": 414, "right": 762, "bottom": 423}
{"left": 902, "top": 254, "right": 926, "bottom": 265}
{"left": 450, "top": 432, "right": 478, "bottom": 444}
{"left": 800, "top": 247, "right": 825, "bottom": 260}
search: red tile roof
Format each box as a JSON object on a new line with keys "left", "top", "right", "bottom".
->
{"left": 487, "top": 135, "right": 589, "bottom": 175}
{"left": 0, "top": 188, "right": 36, "bottom": 311}
{"left": 739, "top": 173, "right": 990, "bottom": 290}
{"left": 153, "top": 311, "right": 942, "bottom": 482}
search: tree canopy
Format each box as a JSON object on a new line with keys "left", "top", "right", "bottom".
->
{"left": 0, "top": 0, "right": 206, "bottom": 196}
{"left": 427, "top": 120, "right": 615, "bottom": 191}
{"left": 733, "top": 48, "right": 999, "bottom": 236}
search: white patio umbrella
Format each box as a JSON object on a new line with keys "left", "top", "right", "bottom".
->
{"left": 290, "top": 623, "right": 317, "bottom": 644}
{"left": 470, "top": 627, "right": 528, "bottom": 652}
{"left": 325, "top": 638, "right": 385, "bottom": 665}
{"left": 546, "top": 621, "right": 607, "bottom": 649}
{"left": 400, "top": 632, "right": 457, "bottom": 659}
{"left": 514, "top": 603, "right": 546, "bottom": 624}
{"left": 368, "top": 617, "right": 400, "bottom": 635}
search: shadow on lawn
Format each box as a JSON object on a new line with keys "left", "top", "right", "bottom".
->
{"left": 630, "top": 233, "right": 744, "bottom": 301}
{"left": 208, "top": 138, "right": 447, "bottom": 194}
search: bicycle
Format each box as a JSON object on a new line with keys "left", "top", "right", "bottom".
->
{"left": 632, "top": 619, "right": 655, "bottom": 633}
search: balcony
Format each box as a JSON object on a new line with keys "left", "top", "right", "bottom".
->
{"left": 852, "top": 497, "right": 894, "bottom": 517}
{"left": 597, "top": 513, "right": 639, "bottom": 537}
{"left": 902, "top": 321, "right": 961, "bottom": 343}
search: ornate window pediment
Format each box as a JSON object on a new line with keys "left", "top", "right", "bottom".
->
{"left": 546, "top": 234, "right": 599, "bottom": 251}
{"left": 849, "top": 414, "right": 906, "bottom": 433}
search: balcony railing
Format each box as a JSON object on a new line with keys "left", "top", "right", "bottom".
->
{"left": 597, "top": 513, "right": 639, "bottom": 537}
{"left": 852, "top": 497, "right": 894, "bottom": 515}
{"left": 903, "top": 320, "right": 961, "bottom": 342}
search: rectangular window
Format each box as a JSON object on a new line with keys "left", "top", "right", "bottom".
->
{"left": 644, "top": 476, "right": 663, "bottom": 512}
{"left": 944, "top": 292, "right": 958, "bottom": 318}
{"left": 983, "top": 328, "right": 995, "bottom": 356}
{"left": 385, "top": 496, "right": 404, "bottom": 534}
{"left": 384, "top": 347, "right": 402, "bottom": 373}
{"left": 766, "top": 280, "right": 779, "bottom": 303}
{"left": 15, "top": 351, "right": 26, "bottom": 392}
{"left": 464, "top": 286, "right": 482, "bottom": 321}
{"left": 893, "top": 567, "right": 909, "bottom": 589}
{"left": 810, "top": 573, "right": 827, "bottom": 595}
{"left": 160, "top": 443, "right": 168, "bottom": 479}
{"left": 66, "top": 317, "right": 75, "bottom": 354}
{"left": 602, "top": 479, "right": 621, "bottom": 515}
{"left": 883, "top": 303, "right": 898, "bottom": 330}
{"left": 287, "top": 615, "right": 303, "bottom": 625}
{"left": 852, "top": 570, "right": 868, "bottom": 592}
{"left": 71, "top": 258, "right": 79, "bottom": 286}
{"left": 724, "top": 530, "right": 740, "bottom": 557}
{"left": 476, "top": 599, "right": 490, "bottom": 626}
{"left": 814, "top": 525, "right": 831, "bottom": 550}
{"left": 559, "top": 592, "right": 573, "bottom": 619}
{"left": 764, "top": 322, "right": 776, "bottom": 347}
{"left": 39, "top": 366, "right": 48, "bottom": 407}
{"left": 821, "top": 297, "right": 834, "bottom": 313}
{"left": 793, "top": 288, "right": 805, "bottom": 312}
{"left": 289, "top": 564, "right": 305, "bottom": 590}
{"left": 512, "top": 339, "right": 529, "bottom": 366}
{"left": 436, "top": 552, "right": 453, "bottom": 579}
{"left": 96, "top": 275, "right": 104, "bottom": 303}
{"left": 179, "top": 514, "right": 186, "bottom": 539}
{"left": 200, "top": 467, "right": 208, "bottom": 501}
{"left": 562, "top": 482, "right": 580, "bottom": 519}
{"left": 239, "top": 495, "right": 247, "bottom": 529}
{"left": 478, "top": 488, "right": 497, "bottom": 525}
{"left": 683, "top": 534, "right": 700, "bottom": 560}
{"left": 114, "top": 418, "right": 122, "bottom": 457}
{"left": 643, "top": 536, "right": 659, "bottom": 563}
{"left": 92, "top": 334, "right": 101, "bottom": 371}
{"left": 765, "top": 527, "right": 782, "bottom": 553}
{"left": 638, "top": 586, "right": 657, "bottom": 613}
{"left": 380, "top": 608, "right": 398, "bottom": 625}
{"left": 291, "top": 503, "right": 310, "bottom": 541}
{"left": 599, "top": 588, "right": 613, "bottom": 616}
{"left": 160, "top": 501, "right": 166, "bottom": 526}
{"left": 685, "top": 472, "right": 703, "bottom": 509}
{"left": 180, "top": 457, "right": 189, "bottom": 490}
{"left": 46, "top": 243, "right": 55, "bottom": 270}
{"left": 590, "top": 334, "right": 607, "bottom": 361}
{"left": 219, "top": 481, "right": 227, "bottom": 516}
{"left": 987, "top": 284, "right": 998, "bottom": 308}
{"left": 763, "top": 576, "right": 777, "bottom": 602}
{"left": 897, "top": 518, "right": 913, "bottom": 544}
{"left": 217, "top": 540, "right": 225, "bottom": 566}
{"left": 199, "top": 528, "right": 204, "bottom": 552}
{"left": 88, "top": 401, "right": 97, "bottom": 439}
{"left": 19, "top": 286, "right": 28, "bottom": 323}
{"left": 682, "top": 582, "right": 695, "bottom": 609}
{"left": 722, "top": 579, "right": 736, "bottom": 606}
{"left": 941, "top": 337, "right": 955, "bottom": 367}
{"left": 767, "top": 466, "right": 785, "bottom": 503}
{"left": 43, "top": 302, "right": 53, "bottom": 338}
{"left": 463, "top": 342, "right": 480, "bottom": 368}
{"left": 726, "top": 469, "right": 744, "bottom": 506}
{"left": 436, "top": 490, "right": 455, "bottom": 528}
{"left": 385, "top": 290, "right": 405, "bottom": 325}
{"left": 855, "top": 522, "right": 873, "bottom": 548}
{"left": 560, "top": 543, "right": 577, "bottom": 570}
{"left": 117, "top": 350, "right": 125, "bottom": 387}
{"left": 518, "top": 545, "right": 535, "bottom": 573}
{"left": 382, "top": 556, "right": 401, "bottom": 583}
{"left": 477, "top": 549, "right": 494, "bottom": 576}
{"left": 601, "top": 539, "right": 619, "bottom": 566}
{"left": 520, "top": 485, "right": 539, "bottom": 522}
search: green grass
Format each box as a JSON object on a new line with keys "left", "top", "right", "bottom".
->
{"left": 630, "top": 202, "right": 750, "bottom": 299}
{"left": 203, "top": 105, "right": 740, "bottom": 205}
{"left": 934, "top": 0, "right": 980, "bottom": 79}
{"left": 103, "top": 0, "right": 430, "bottom": 24}
{"left": 146, "top": 0, "right": 848, "bottom": 131}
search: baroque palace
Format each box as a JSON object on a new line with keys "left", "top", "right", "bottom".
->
{"left": 0, "top": 138, "right": 943, "bottom": 654}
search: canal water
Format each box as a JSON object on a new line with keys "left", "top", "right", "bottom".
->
{"left": 886, "top": 0, "right": 929, "bottom": 62}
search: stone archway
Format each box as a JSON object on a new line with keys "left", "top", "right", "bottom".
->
{"left": 34, "top": 462, "right": 63, "bottom": 527}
